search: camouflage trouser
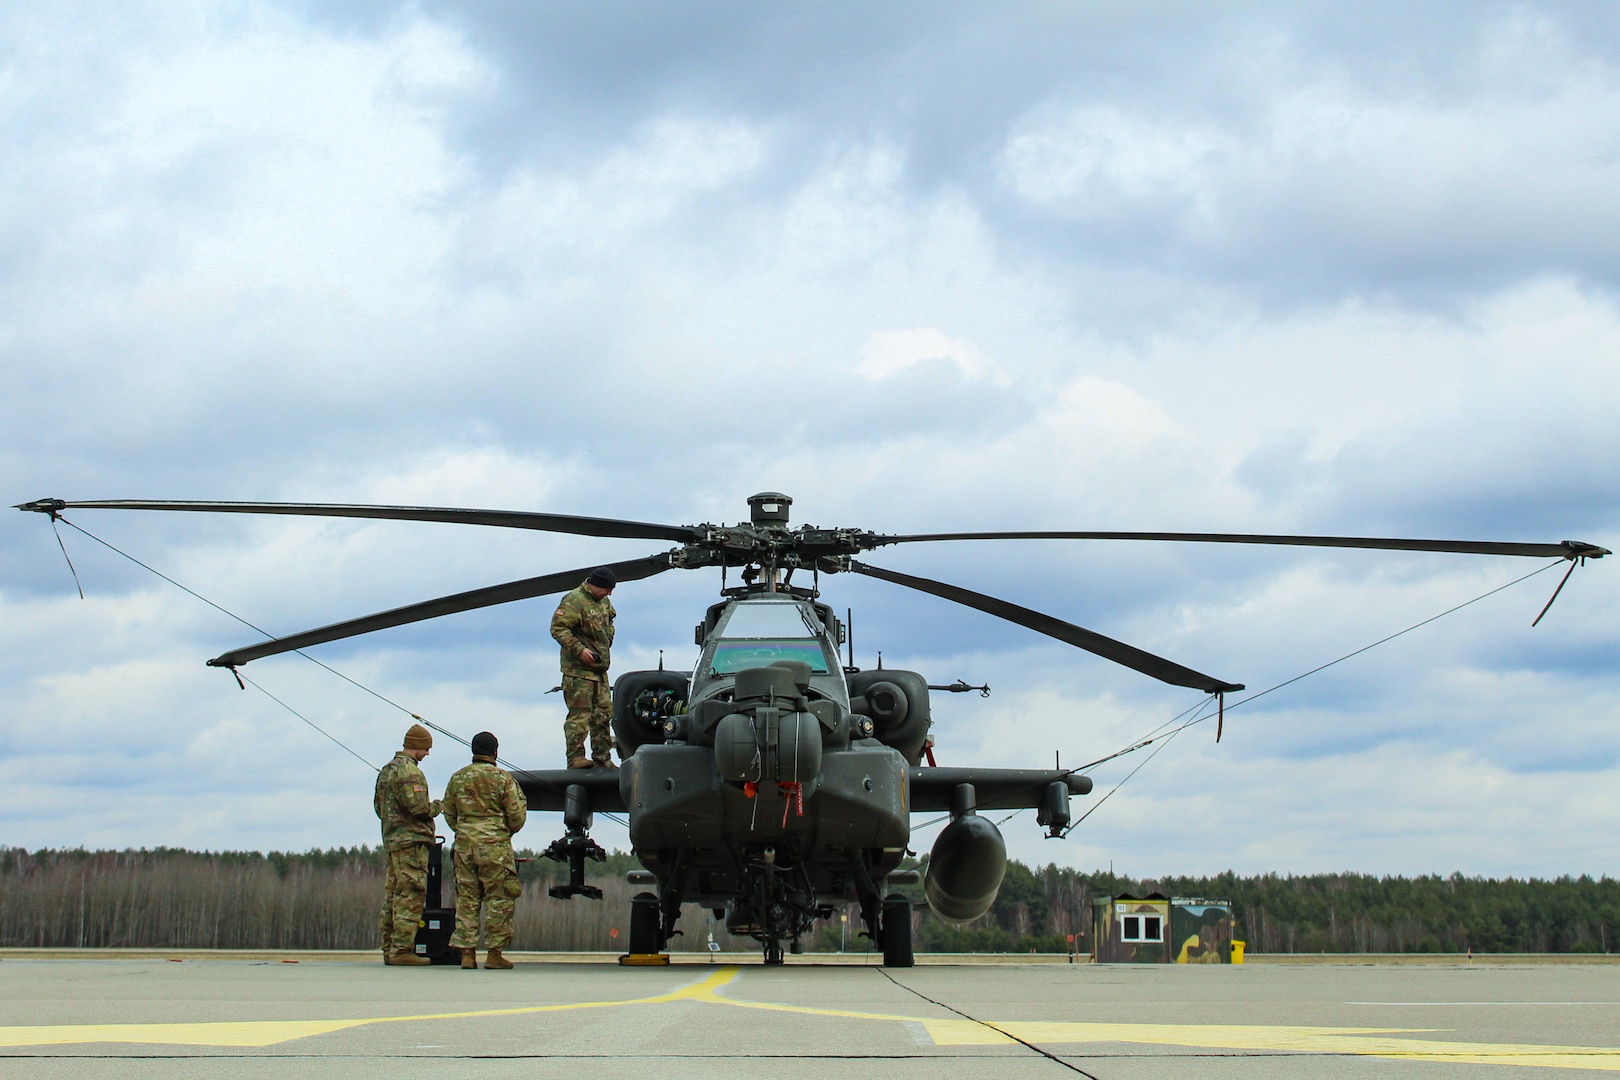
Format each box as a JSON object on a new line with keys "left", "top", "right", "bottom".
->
{"left": 562, "top": 674, "right": 613, "bottom": 763}
{"left": 378, "top": 843, "right": 428, "bottom": 956}
{"left": 450, "top": 841, "right": 522, "bottom": 949}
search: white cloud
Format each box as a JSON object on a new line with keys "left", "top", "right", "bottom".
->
{"left": 1000, "top": 105, "right": 1227, "bottom": 210}
{"left": 856, "top": 327, "right": 986, "bottom": 381}
{"left": 993, "top": 10, "right": 1620, "bottom": 290}
{"left": 2, "top": 1, "right": 1617, "bottom": 884}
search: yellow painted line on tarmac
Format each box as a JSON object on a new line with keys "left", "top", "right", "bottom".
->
{"left": 0, "top": 967, "right": 741, "bottom": 1049}
{"left": 0, "top": 1020, "right": 371, "bottom": 1049}
{"left": 3, "top": 965, "right": 1619, "bottom": 1071}
{"left": 924, "top": 1021, "right": 1620, "bottom": 1071}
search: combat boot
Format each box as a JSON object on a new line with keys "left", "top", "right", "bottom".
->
{"left": 484, "top": 948, "right": 513, "bottom": 970}
{"left": 460, "top": 948, "right": 477, "bottom": 969}
{"left": 567, "top": 757, "right": 594, "bottom": 769}
{"left": 386, "top": 951, "right": 432, "bottom": 967}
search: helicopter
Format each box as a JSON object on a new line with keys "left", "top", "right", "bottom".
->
{"left": 16, "top": 492, "right": 1609, "bottom": 966}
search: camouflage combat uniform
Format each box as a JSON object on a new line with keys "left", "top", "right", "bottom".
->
{"left": 443, "top": 757, "right": 528, "bottom": 949}
{"left": 550, "top": 583, "right": 616, "bottom": 765}
{"left": 374, "top": 751, "right": 442, "bottom": 957}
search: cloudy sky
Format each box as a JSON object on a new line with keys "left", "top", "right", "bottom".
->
{"left": 3, "top": 0, "right": 1617, "bottom": 881}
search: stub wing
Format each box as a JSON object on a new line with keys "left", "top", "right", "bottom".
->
{"left": 514, "top": 768, "right": 627, "bottom": 813}
{"left": 907, "top": 767, "right": 1091, "bottom": 813}
{"left": 513, "top": 764, "right": 1090, "bottom": 817}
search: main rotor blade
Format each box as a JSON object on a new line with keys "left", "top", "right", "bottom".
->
{"left": 869, "top": 530, "right": 1609, "bottom": 560}
{"left": 208, "top": 553, "right": 673, "bottom": 668}
{"left": 14, "top": 499, "right": 702, "bottom": 544}
{"left": 846, "top": 559, "right": 1242, "bottom": 694}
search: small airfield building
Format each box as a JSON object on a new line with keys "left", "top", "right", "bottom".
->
{"left": 1092, "top": 894, "right": 1235, "bottom": 963}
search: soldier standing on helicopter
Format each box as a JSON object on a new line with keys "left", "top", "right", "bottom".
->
{"left": 550, "top": 566, "right": 616, "bottom": 768}
{"left": 374, "top": 723, "right": 441, "bottom": 966}
{"left": 443, "top": 730, "right": 527, "bottom": 970}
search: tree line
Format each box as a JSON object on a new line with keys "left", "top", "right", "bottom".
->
{"left": 924, "top": 863, "right": 1619, "bottom": 955}
{"left": 2, "top": 848, "right": 1614, "bottom": 954}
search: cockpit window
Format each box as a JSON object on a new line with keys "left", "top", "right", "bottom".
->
{"left": 711, "top": 639, "right": 829, "bottom": 674}
{"left": 710, "top": 602, "right": 830, "bottom": 674}
{"left": 717, "top": 601, "right": 819, "bottom": 638}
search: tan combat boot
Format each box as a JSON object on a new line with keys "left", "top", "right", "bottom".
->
{"left": 386, "top": 951, "right": 432, "bottom": 967}
{"left": 484, "top": 948, "right": 513, "bottom": 970}
{"left": 460, "top": 948, "right": 477, "bottom": 969}
{"left": 567, "top": 757, "right": 594, "bottom": 769}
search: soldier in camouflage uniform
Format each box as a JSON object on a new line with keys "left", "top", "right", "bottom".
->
{"left": 443, "top": 730, "right": 527, "bottom": 970}
{"left": 374, "top": 723, "right": 441, "bottom": 966}
{"left": 550, "top": 566, "right": 617, "bottom": 768}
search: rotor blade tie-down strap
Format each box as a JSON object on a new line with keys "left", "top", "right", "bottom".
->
{"left": 1062, "top": 559, "right": 1571, "bottom": 835}
{"left": 1531, "top": 557, "right": 1581, "bottom": 627}
{"left": 43, "top": 518, "right": 518, "bottom": 777}
{"left": 49, "top": 516, "right": 85, "bottom": 599}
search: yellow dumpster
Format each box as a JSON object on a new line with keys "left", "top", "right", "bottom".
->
{"left": 1230, "top": 940, "right": 1246, "bottom": 964}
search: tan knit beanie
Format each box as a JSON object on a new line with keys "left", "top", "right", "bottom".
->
{"left": 403, "top": 723, "right": 433, "bottom": 750}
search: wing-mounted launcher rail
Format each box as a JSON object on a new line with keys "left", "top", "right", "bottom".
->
{"left": 540, "top": 783, "right": 606, "bottom": 901}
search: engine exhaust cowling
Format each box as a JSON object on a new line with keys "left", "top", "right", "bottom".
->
{"left": 923, "top": 784, "right": 1006, "bottom": 924}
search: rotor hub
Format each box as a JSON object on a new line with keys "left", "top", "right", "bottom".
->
{"left": 747, "top": 492, "right": 792, "bottom": 527}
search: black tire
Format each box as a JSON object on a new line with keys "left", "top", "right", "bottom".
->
{"left": 881, "top": 894, "right": 914, "bottom": 968}
{"left": 628, "top": 891, "right": 662, "bottom": 954}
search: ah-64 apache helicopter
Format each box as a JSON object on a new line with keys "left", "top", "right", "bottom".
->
{"left": 17, "top": 493, "right": 1608, "bottom": 966}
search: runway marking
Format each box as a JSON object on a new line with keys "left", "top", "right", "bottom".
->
{"left": 2, "top": 965, "right": 1619, "bottom": 1070}
{"left": 924, "top": 1022, "right": 1620, "bottom": 1070}
{"left": 0, "top": 1019, "right": 371, "bottom": 1049}
{"left": 0, "top": 968, "right": 745, "bottom": 1049}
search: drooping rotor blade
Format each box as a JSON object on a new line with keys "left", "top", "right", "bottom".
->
{"left": 867, "top": 530, "right": 1608, "bottom": 560}
{"left": 208, "top": 553, "right": 673, "bottom": 668}
{"left": 846, "top": 559, "right": 1242, "bottom": 694}
{"left": 14, "top": 498, "right": 703, "bottom": 544}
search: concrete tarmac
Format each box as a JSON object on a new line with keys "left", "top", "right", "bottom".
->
{"left": 2, "top": 953, "right": 1619, "bottom": 1078}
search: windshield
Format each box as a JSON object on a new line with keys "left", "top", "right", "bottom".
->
{"left": 719, "top": 601, "right": 818, "bottom": 637}
{"left": 711, "top": 639, "right": 830, "bottom": 674}
{"left": 709, "top": 601, "right": 831, "bottom": 674}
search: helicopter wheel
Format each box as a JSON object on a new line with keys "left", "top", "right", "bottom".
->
{"left": 763, "top": 941, "right": 785, "bottom": 965}
{"left": 881, "top": 894, "right": 914, "bottom": 968}
{"left": 628, "top": 892, "right": 662, "bottom": 954}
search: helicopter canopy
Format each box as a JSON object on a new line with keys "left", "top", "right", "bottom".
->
{"left": 707, "top": 599, "right": 835, "bottom": 675}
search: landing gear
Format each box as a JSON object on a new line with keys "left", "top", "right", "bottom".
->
{"left": 881, "top": 893, "right": 914, "bottom": 968}
{"left": 726, "top": 845, "right": 818, "bottom": 964}
{"left": 629, "top": 891, "right": 663, "bottom": 954}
